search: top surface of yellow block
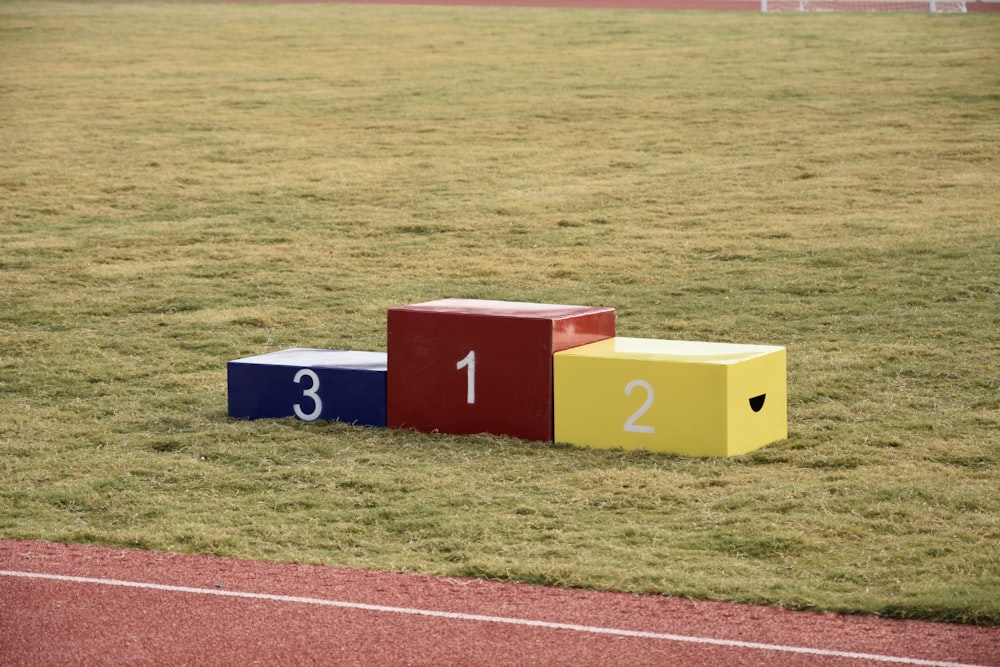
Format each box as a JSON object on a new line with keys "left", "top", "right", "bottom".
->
{"left": 558, "top": 337, "right": 784, "bottom": 364}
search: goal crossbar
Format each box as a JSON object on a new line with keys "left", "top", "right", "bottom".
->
{"left": 761, "top": 0, "right": 966, "bottom": 11}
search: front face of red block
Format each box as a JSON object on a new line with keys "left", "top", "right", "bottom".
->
{"left": 387, "top": 300, "right": 614, "bottom": 442}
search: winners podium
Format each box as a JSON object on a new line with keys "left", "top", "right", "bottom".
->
{"left": 228, "top": 299, "right": 786, "bottom": 456}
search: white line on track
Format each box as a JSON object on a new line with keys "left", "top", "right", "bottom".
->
{"left": 1, "top": 569, "right": 990, "bottom": 667}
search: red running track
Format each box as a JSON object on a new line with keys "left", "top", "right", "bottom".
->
{"left": 2, "top": 540, "right": 998, "bottom": 666}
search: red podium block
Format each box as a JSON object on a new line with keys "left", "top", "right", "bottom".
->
{"left": 387, "top": 298, "right": 615, "bottom": 442}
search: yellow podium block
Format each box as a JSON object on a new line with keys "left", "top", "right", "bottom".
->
{"left": 554, "top": 337, "right": 787, "bottom": 457}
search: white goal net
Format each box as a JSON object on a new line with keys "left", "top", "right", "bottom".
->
{"left": 761, "top": 0, "right": 966, "bottom": 11}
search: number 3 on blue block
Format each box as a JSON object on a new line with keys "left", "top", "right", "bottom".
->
{"left": 228, "top": 349, "right": 387, "bottom": 427}
{"left": 293, "top": 368, "right": 323, "bottom": 421}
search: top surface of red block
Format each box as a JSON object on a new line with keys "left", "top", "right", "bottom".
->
{"left": 390, "top": 298, "right": 613, "bottom": 320}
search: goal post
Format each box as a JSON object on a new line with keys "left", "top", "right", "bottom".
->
{"left": 761, "top": 0, "right": 967, "bottom": 11}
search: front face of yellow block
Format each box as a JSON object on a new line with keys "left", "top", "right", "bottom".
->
{"left": 554, "top": 338, "right": 787, "bottom": 457}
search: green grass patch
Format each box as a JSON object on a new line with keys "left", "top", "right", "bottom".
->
{"left": 1, "top": 1, "right": 998, "bottom": 624}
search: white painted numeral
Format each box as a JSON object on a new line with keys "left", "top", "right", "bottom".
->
{"left": 624, "top": 379, "right": 655, "bottom": 434}
{"left": 456, "top": 350, "right": 476, "bottom": 404}
{"left": 293, "top": 368, "right": 322, "bottom": 421}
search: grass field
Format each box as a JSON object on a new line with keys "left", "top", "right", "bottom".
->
{"left": 1, "top": 0, "right": 998, "bottom": 624}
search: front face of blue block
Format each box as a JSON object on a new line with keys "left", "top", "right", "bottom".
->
{"left": 227, "top": 351, "right": 387, "bottom": 427}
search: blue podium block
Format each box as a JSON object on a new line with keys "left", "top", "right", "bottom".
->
{"left": 227, "top": 348, "right": 387, "bottom": 426}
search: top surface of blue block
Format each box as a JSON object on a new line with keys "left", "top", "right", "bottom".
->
{"left": 229, "top": 348, "right": 387, "bottom": 371}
